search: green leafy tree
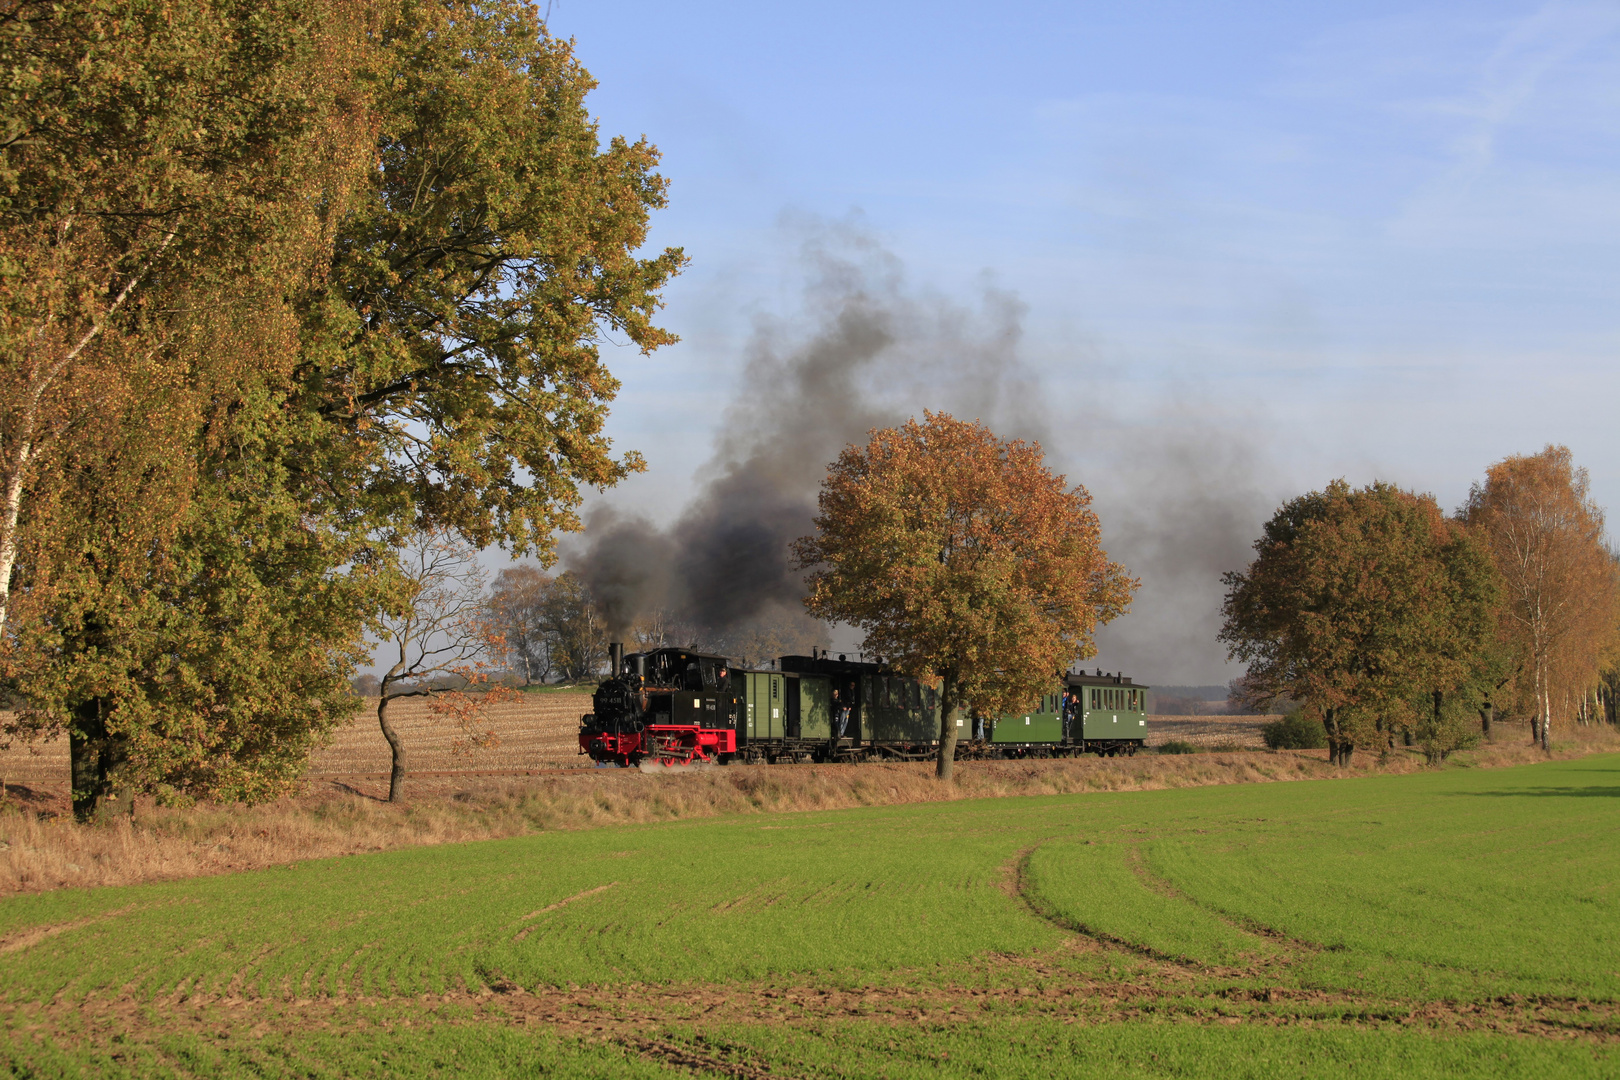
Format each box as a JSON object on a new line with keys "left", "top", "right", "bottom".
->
{"left": 2, "top": 1, "right": 681, "bottom": 814}
{"left": 1220, "top": 481, "right": 1498, "bottom": 766}
{"left": 302, "top": 0, "right": 685, "bottom": 557}
{"left": 793, "top": 412, "right": 1135, "bottom": 780}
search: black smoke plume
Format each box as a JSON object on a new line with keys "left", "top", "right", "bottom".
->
{"left": 571, "top": 221, "right": 1282, "bottom": 685}
{"left": 567, "top": 223, "right": 1044, "bottom": 661}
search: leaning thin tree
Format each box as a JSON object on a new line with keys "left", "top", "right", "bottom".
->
{"left": 374, "top": 531, "right": 511, "bottom": 803}
{"left": 792, "top": 412, "right": 1135, "bottom": 780}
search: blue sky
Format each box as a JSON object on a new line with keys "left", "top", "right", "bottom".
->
{"left": 530, "top": 1, "right": 1620, "bottom": 683}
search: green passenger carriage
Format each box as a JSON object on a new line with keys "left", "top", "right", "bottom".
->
{"left": 985, "top": 671, "right": 1149, "bottom": 757}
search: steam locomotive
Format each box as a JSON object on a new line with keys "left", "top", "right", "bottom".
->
{"left": 578, "top": 642, "right": 1148, "bottom": 767}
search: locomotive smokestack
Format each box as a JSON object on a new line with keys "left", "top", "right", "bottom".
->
{"left": 609, "top": 642, "right": 623, "bottom": 676}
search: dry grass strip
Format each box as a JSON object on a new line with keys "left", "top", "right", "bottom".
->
{"left": 1, "top": 723, "right": 1615, "bottom": 897}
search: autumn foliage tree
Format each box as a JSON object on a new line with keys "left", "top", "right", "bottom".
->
{"left": 1220, "top": 481, "right": 1498, "bottom": 766}
{"left": 486, "top": 566, "right": 555, "bottom": 684}
{"left": 0, "top": 0, "right": 681, "bottom": 815}
{"left": 0, "top": 0, "right": 375, "bottom": 640}
{"left": 1462, "top": 446, "right": 1619, "bottom": 752}
{"left": 0, "top": 0, "right": 385, "bottom": 818}
{"left": 484, "top": 566, "right": 609, "bottom": 684}
{"left": 793, "top": 412, "right": 1135, "bottom": 780}
{"left": 301, "top": 0, "right": 683, "bottom": 559}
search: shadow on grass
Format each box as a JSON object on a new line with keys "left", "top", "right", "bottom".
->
{"left": 1447, "top": 786, "right": 1620, "bottom": 798}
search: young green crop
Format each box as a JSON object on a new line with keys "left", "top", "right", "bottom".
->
{"left": 699, "top": 1018, "right": 1614, "bottom": 1080}
{"left": 2, "top": 754, "right": 1617, "bottom": 1077}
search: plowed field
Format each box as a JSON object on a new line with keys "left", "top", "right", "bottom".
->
{"left": 0, "top": 693, "right": 598, "bottom": 785}
{"left": 1, "top": 701, "right": 1276, "bottom": 786}
{"left": 1145, "top": 714, "right": 1273, "bottom": 749}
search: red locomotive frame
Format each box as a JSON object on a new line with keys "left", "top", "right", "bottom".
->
{"left": 580, "top": 723, "right": 736, "bottom": 767}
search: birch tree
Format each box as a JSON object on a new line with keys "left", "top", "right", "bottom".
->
{"left": 1462, "top": 446, "right": 1619, "bottom": 752}
{"left": 1, "top": 0, "right": 679, "bottom": 812}
{"left": 0, "top": 0, "right": 369, "bottom": 641}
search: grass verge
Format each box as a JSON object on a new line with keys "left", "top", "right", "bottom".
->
{"left": 1, "top": 727, "right": 1615, "bottom": 897}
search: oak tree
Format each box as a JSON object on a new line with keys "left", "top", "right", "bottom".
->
{"left": 793, "top": 412, "right": 1135, "bottom": 780}
{"left": 1220, "top": 481, "right": 1499, "bottom": 766}
{"left": 302, "top": 0, "right": 685, "bottom": 558}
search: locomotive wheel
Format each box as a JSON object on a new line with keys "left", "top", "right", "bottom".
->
{"left": 651, "top": 733, "right": 698, "bottom": 766}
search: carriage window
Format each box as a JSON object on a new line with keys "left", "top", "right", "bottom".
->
{"left": 1090, "top": 689, "right": 1099, "bottom": 709}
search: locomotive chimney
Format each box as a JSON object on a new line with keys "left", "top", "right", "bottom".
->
{"left": 609, "top": 642, "right": 623, "bottom": 676}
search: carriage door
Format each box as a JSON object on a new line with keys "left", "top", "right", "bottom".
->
{"left": 784, "top": 676, "right": 802, "bottom": 738}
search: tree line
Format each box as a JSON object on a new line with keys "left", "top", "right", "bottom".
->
{"left": 1220, "top": 446, "right": 1619, "bottom": 764}
{"left": 0, "top": 0, "right": 682, "bottom": 818}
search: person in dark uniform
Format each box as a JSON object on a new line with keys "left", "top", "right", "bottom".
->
{"left": 832, "top": 685, "right": 852, "bottom": 739}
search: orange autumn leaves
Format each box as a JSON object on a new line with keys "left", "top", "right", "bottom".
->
{"left": 1462, "top": 447, "right": 1619, "bottom": 751}
{"left": 793, "top": 412, "right": 1135, "bottom": 725}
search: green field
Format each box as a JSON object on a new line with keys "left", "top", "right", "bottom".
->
{"left": 2, "top": 755, "right": 1617, "bottom": 1078}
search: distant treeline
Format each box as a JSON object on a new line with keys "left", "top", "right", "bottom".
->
{"left": 1149, "top": 687, "right": 1245, "bottom": 716}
